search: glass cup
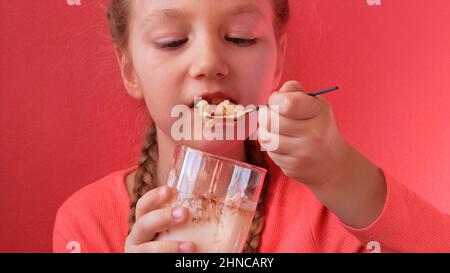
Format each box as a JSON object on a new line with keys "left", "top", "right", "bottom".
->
{"left": 154, "top": 145, "right": 267, "bottom": 253}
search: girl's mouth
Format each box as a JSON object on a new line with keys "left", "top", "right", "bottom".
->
{"left": 187, "top": 98, "right": 257, "bottom": 139}
{"left": 195, "top": 99, "right": 245, "bottom": 119}
{"left": 189, "top": 91, "right": 238, "bottom": 108}
{"left": 187, "top": 92, "right": 246, "bottom": 128}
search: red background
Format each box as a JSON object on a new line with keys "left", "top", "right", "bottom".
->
{"left": 1, "top": 0, "right": 449, "bottom": 252}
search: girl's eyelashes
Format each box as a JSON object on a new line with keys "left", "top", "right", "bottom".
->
{"left": 225, "top": 36, "right": 258, "bottom": 46}
{"left": 156, "top": 38, "right": 189, "bottom": 49}
{"left": 154, "top": 36, "right": 258, "bottom": 50}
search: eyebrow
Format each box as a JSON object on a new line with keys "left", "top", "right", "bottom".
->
{"left": 141, "top": 8, "right": 189, "bottom": 29}
{"left": 229, "top": 4, "right": 267, "bottom": 20}
{"left": 140, "top": 4, "right": 267, "bottom": 29}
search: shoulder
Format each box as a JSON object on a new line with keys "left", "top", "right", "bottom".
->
{"left": 57, "top": 166, "right": 136, "bottom": 215}
{"left": 53, "top": 166, "right": 137, "bottom": 253}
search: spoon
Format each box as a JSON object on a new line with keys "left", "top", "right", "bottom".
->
{"left": 200, "top": 86, "right": 339, "bottom": 120}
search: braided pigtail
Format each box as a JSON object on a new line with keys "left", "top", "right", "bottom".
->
{"left": 128, "top": 123, "right": 158, "bottom": 233}
{"left": 242, "top": 139, "right": 270, "bottom": 253}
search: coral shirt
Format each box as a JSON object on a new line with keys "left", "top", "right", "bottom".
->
{"left": 53, "top": 161, "right": 450, "bottom": 253}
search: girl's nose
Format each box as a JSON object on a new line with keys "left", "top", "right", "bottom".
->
{"left": 188, "top": 39, "right": 229, "bottom": 80}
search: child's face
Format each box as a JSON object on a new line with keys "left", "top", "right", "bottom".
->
{"left": 121, "top": 0, "right": 285, "bottom": 151}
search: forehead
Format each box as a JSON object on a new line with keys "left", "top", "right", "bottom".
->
{"left": 130, "top": 0, "right": 274, "bottom": 26}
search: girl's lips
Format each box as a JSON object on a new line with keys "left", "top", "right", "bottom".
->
{"left": 189, "top": 91, "right": 238, "bottom": 107}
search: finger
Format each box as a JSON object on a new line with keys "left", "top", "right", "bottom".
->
{"left": 267, "top": 151, "right": 308, "bottom": 181}
{"left": 276, "top": 115, "right": 313, "bottom": 137}
{"left": 258, "top": 126, "right": 314, "bottom": 155}
{"left": 269, "top": 91, "right": 323, "bottom": 120}
{"left": 132, "top": 241, "right": 195, "bottom": 253}
{"left": 127, "top": 207, "right": 189, "bottom": 246}
{"left": 257, "top": 125, "right": 277, "bottom": 152}
{"left": 258, "top": 126, "right": 298, "bottom": 154}
{"left": 135, "top": 185, "right": 173, "bottom": 220}
{"left": 259, "top": 107, "right": 316, "bottom": 138}
{"left": 269, "top": 80, "right": 305, "bottom": 119}
{"left": 267, "top": 151, "right": 302, "bottom": 170}
{"left": 278, "top": 80, "right": 305, "bottom": 93}
{"left": 257, "top": 105, "right": 279, "bottom": 135}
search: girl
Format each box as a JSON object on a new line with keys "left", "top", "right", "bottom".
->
{"left": 53, "top": 0, "right": 450, "bottom": 253}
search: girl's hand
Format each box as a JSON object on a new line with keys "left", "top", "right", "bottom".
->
{"left": 259, "top": 81, "right": 386, "bottom": 228}
{"left": 124, "top": 186, "right": 195, "bottom": 253}
{"left": 258, "top": 80, "right": 349, "bottom": 189}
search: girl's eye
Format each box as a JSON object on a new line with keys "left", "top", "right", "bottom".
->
{"left": 157, "top": 38, "right": 188, "bottom": 49}
{"left": 225, "top": 37, "right": 258, "bottom": 46}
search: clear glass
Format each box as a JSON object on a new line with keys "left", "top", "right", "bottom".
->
{"left": 155, "top": 145, "right": 267, "bottom": 253}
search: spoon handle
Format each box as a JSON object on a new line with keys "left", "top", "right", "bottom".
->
{"left": 308, "top": 86, "right": 339, "bottom": 97}
{"left": 252, "top": 86, "right": 339, "bottom": 112}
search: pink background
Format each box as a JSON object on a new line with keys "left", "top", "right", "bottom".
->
{"left": 1, "top": 0, "right": 449, "bottom": 252}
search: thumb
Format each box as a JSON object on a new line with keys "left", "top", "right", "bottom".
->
{"left": 278, "top": 80, "right": 305, "bottom": 93}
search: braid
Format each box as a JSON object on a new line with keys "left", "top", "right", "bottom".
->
{"left": 242, "top": 139, "right": 270, "bottom": 253}
{"left": 128, "top": 122, "right": 158, "bottom": 233}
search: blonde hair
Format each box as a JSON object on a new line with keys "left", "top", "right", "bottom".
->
{"left": 107, "top": 0, "right": 290, "bottom": 253}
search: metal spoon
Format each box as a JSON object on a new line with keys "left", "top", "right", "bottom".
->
{"left": 200, "top": 86, "right": 339, "bottom": 120}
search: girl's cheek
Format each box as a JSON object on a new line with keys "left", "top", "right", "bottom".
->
{"left": 237, "top": 53, "right": 277, "bottom": 102}
{"left": 145, "top": 99, "right": 179, "bottom": 134}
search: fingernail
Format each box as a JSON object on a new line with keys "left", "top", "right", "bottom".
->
{"left": 158, "top": 186, "right": 167, "bottom": 197}
{"left": 172, "top": 208, "right": 183, "bottom": 219}
{"left": 179, "top": 242, "right": 192, "bottom": 253}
